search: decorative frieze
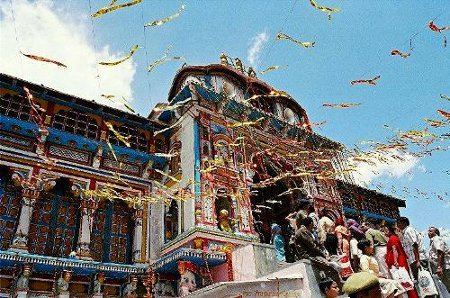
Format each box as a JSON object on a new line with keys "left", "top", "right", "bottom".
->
{"left": 48, "top": 144, "right": 90, "bottom": 164}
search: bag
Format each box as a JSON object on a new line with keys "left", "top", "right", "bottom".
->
{"left": 432, "top": 273, "right": 450, "bottom": 298}
{"left": 389, "top": 267, "right": 414, "bottom": 291}
{"left": 339, "top": 254, "right": 354, "bottom": 279}
{"left": 417, "top": 268, "right": 438, "bottom": 298}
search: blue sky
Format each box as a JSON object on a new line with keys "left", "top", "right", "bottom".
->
{"left": 1, "top": 0, "right": 449, "bottom": 237}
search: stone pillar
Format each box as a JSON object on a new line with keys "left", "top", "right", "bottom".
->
{"left": 10, "top": 187, "right": 41, "bottom": 252}
{"left": 132, "top": 207, "right": 144, "bottom": 263}
{"left": 76, "top": 191, "right": 97, "bottom": 260}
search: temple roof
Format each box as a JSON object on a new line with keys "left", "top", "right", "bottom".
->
{"left": 0, "top": 73, "right": 161, "bottom": 130}
{"left": 336, "top": 180, "right": 406, "bottom": 207}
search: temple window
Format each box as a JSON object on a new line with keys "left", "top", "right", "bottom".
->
{"left": 283, "top": 107, "right": 299, "bottom": 125}
{"left": 0, "top": 93, "right": 34, "bottom": 121}
{"left": 215, "top": 189, "right": 234, "bottom": 232}
{"left": 201, "top": 125, "right": 209, "bottom": 140}
{"left": 164, "top": 200, "right": 179, "bottom": 242}
{"left": 202, "top": 142, "right": 210, "bottom": 156}
{"left": 28, "top": 178, "right": 80, "bottom": 257}
{"left": 90, "top": 199, "right": 133, "bottom": 264}
{"left": 169, "top": 142, "right": 181, "bottom": 175}
{"left": 108, "top": 124, "right": 147, "bottom": 152}
{"left": 0, "top": 166, "right": 21, "bottom": 250}
{"left": 155, "top": 138, "right": 165, "bottom": 153}
{"left": 214, "top": 140, "right": 230, "bottom": 166}
{"left": 52, "top": 109, "right": 98, "bottom": 139}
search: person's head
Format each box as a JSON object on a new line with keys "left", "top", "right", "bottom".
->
{"left": 396, "top": 217, "right": 410, "bottom": 230}
{"left": 308, "top": 204, "right": 315, "bottom": 214}
{"left": 302, "top": 217, "right": 314, "bottom": 231}
{"left": 335, "top": 217, "right": 345, "bottom": 226}
{"left": 383, "top": 224, "right": 396, "bottom": 237}
{"left": 319, "top": 277, "right": 340, "bottom": 298}
{"left": 343, "top": 272, "right": 381, "bottom": 298}
{"left": 298, "top": 199, "right": 311, "bottom": 211}
{"left": 360, "top": 222, "right": 371, "bottom": 233}
{"left": 271, "top": 223, "right": 282, "bottom": 235}
{"left": 428, "top": 226, "right": 440, "bottom": 238}
{"left": 357, "top": 239, "right": 373, "bottom": 256}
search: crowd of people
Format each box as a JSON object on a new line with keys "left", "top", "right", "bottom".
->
{"left": 269, "top": 200, "right": 450, "bottom": 298}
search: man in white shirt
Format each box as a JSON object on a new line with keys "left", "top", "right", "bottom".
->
{"left": 397, "top": 217, "right": 425, "bottom": 282}
{"left": 427, "top": 227, "right": 450, "bottom": 291}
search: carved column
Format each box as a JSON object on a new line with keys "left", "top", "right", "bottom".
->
{"left": 76, "top": 187, "right": 97, "bottom": 260}
{"left": 132, "top": 207, "right": 144, "bottom": 263}
{"left": 10, "top": 180, "right": 42, "bottom": 252}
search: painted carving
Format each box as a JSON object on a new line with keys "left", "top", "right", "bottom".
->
{"left": 218, "top": 209, "right": 235, "bottom": 233}
{"left": 93, "top": 272, "right": 105, "bottom": 294}
{"left": 56, "top": 271, "right": 71, "bottom": 294}
{"left": 93, "top": 144, "right": 103, "bottom": 168}
{"left": 155, "top": 280, "right": 176, "bottom": 297}
{"left": 241, "top": 207, "right": 250, "bottom": 231}
{"left": 203, "top": 198, "right": 213, "bottom": 223}
{"left": 142, "top": 160, "right": 153, "bottom": 179}
{"left": 12, "top": 231, "right": 28, "bottom": 248}
{"left": 177, "top": 261, "right": 197, "bottom": 297}
{"left": 123, "top": 276, "right": 138, "bottom": 298}
{"left": 16, "top": 265, "right": 31, "bottom": 290}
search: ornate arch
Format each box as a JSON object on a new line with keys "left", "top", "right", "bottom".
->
{"left": 28, "top": 177, "right": 81, "bottom": 257}
{"left": 0, "top": 165, "right": 22, "bottom": 250}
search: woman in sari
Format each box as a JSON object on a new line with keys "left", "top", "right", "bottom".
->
{"left": 384, "top": 224, "right": 418, "bottom": 298}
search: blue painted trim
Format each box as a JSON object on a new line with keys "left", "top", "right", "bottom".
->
{"left": 194, "top": 119, "right": 201, "bottom": 202}
{"left": 102, "top": 201, "right": 113, "bottom": 263}
{"left": 361, "top": 211, "right": 396, "bottom": 223}
{"left": 0, "top": 250, "right": 146, "bottom": 277}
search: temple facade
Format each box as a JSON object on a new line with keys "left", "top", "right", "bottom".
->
{"left": 0, "top": 56, "right": 405, "bottom": 297}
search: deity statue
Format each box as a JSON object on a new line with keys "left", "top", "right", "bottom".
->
{"left": 93, "top": 272, "right": 105, "bottom": 294}
{"left": 56, "top": 271, "right": 71, "bottom": 294}
{"left": 155, "top": 280, "right": 176, "bottom": 297}
{"left": 247, "top": 67, "right": 257, "bottom": 78}
{"left": 234, "top": 58, "right": 244, "bottom": 73}
{"left": 123, "top": 276, "right": 138, "bottom": 298}
{"left": 218, "top": 209, "right": 235, "bottom": 233}
{"left": 177, "top": 261, "right": 197, "bottom": 297}
{"left": 219, "top": 53, "right": 228, "bottom": 65}
{"left": 16, "top": 265, "right": 31, "bottom": 290}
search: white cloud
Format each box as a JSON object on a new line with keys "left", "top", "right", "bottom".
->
{"left": 351, "top": 149, "right": 420, "bottom": 186}
{"left": 0, "top": 0, "right": 136, "bottom": 109}
{"left": 247, "top": 31, "right": 269, "bottom": 69}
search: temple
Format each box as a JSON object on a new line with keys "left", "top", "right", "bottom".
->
{"left": 0, "top": 56, "right": 405, "bottom": 297}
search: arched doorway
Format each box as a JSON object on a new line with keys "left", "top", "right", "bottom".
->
{"left": 164, "top": 199, "right": 179, "bottom": 242}
{"left": 90, "top": 199, "right": 134, "bottom": 264}
{"left": 0, "top": 166, "right": 21, "bottom": 250}
{"left": 29, "top": 178, "right": 81, "bottom": 257}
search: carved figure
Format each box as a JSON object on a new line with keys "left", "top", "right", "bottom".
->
{"left": 234, "top": 58, "right": 244, "bottom": 72}
{"left": 93, "top": 145, "right": 103, "bottom": 168}
{"left": 56, "top": 271, "right": 71, "bottom": 294}
{"left": 218, "top": 209, "right": 234, "bottom": 233}
{"left": 248, "top": 67, "right": 257, "bottom": 78}
{"left": 12, "top": 230, "right": 27, "bottom": 247}
{"left": 123, "top": 277, "right": 138, "bottom": 298}
{"left": 16, "top": 266, "right": 31, "bottom": 290}
{"left": 155, "top": 280, "right": 175, "bottom": 296}
{"left": 178, "top": 270, "right": 196, "bottom": 297}
{"left": 219, "top": 53, "right": 228, "bottom": 65}
{"left": 93, "top": 272, "right": 105, "bottom": 294}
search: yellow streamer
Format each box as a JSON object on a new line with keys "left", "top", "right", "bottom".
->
{"left": 92, "top": 0, "right": 143, "bottom": 18}
{"left": 144, "top": 4, "right": 186, "bottom": 27}
{"left": 99, "top": 44, "right": 139, "bottom": 66}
